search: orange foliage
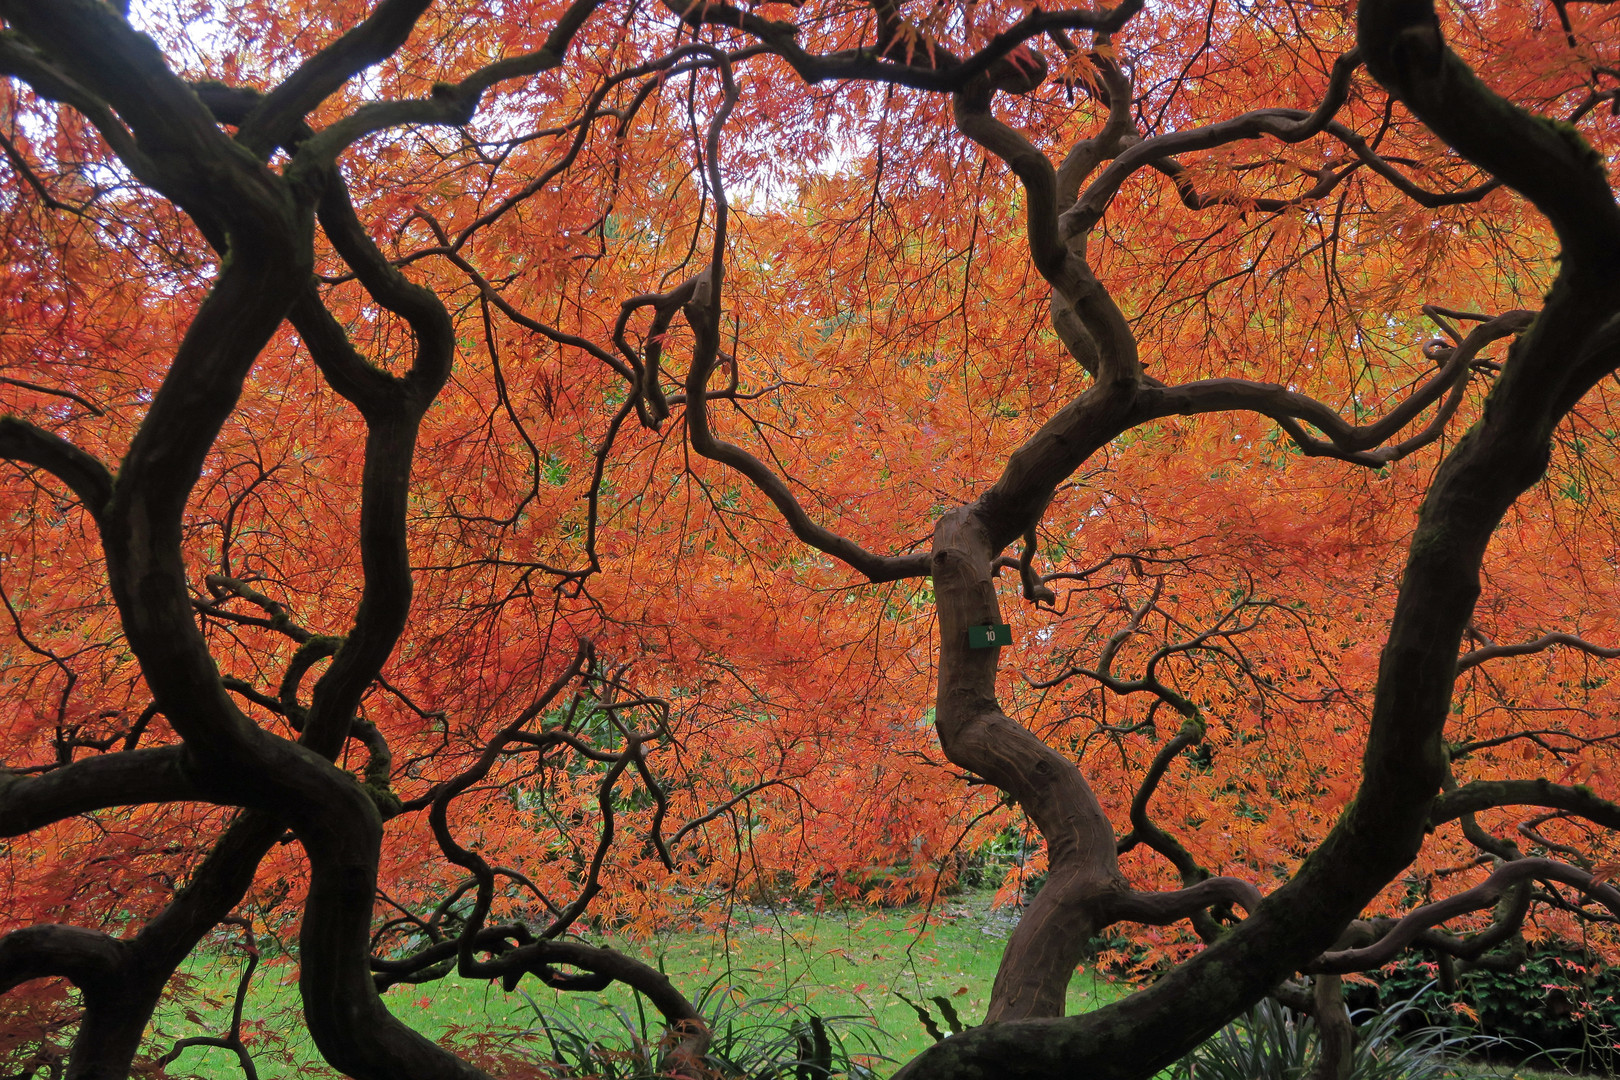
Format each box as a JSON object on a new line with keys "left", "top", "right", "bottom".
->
{"left": 1, "top": 0, "right": 1619, "bottom": 1073}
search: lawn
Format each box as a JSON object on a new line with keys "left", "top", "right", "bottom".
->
{"left": 145, "top": 899, "right": 1584, "bottom": 1080}
{"left": 149, "top": 890, "right": 1129, "bottom": 1077}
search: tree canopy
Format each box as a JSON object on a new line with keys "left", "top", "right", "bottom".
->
{"left": 2, "top": 0, "right": 1620, "bottom": 1075}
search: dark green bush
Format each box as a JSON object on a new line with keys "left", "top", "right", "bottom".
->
{"left": 1371, "top": 944, "right": 1618, "bottom": 1074}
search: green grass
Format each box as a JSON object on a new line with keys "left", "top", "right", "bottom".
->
{"left": 150, "top": 891, "right": 1129, "bottom": 1077}
{"left": 146, "top": 919, "right": 1599, "bottom": 1080}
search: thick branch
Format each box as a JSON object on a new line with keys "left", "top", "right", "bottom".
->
{"left": 237, "top": 0, "right": 434, "bottom": 156}
{"left": 1141, "top": 309, "right": 1534, "bottom": 465}
{"left": 285, "top": 0, "right": 605, "bottom": 170}
{"left": 953, "top": 86, "right": 1141, "bottom": 384}
{"left": 1457, "top": 631, "right": 1620, "bottom": 674}
{"left": 677, "top": 60, "right": 929, "bottom": 584}
{"left": 1100, "top": 876, "right": 1263, "bottom": 926}
{"left": 0, "top": 416, "right": 114, "bottom": 518}
{"left": 1431, "top": 779, "right": 1620, "bottom": 830}
{"left": 0, "top": 0, "right": 294, "bottom": 242}
{"left": 666, "top": 0, "right": 1145, "bottom": 94}
{"left": 0, "top": 924, "right": 124, "bottom": 996}
{"left": 1314, "top": 858, "right": 1618, "bottom": 972}
{"left": 1118, "top": 719, "right": 1210, "bottom": 886}
{"left": 0, "top": 747, "right": 199, "bottom": 836}
{"left": 375, "top": 930, "right": 709, "bottom": 1070}
{"left": 1359, "top": 0, "right": 1620, "bottom": 269}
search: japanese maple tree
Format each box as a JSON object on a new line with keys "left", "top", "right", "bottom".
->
{"left": 2, "top": 0, "right": 1620, "bottom": 1076}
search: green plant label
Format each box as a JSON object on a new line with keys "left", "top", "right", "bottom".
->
{"left": 968, "top": 623, "right": 1012, "bottom": 648}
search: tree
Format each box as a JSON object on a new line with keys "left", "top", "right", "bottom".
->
{"left": 2, "top": 0, "right": 1619, "bottom": 1076}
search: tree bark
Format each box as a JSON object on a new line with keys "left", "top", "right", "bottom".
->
{"left": 1308, "top": 975, "right": 1353, "bottom": 1080}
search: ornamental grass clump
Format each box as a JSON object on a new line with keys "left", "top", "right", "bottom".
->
{"left": 1175, "top": 992, "right": 1506, "bottom": 1080}
{"left": 518, "top": 987, "right": 883, "bottom": 1080}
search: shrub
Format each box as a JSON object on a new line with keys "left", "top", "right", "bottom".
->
{"left": 1376, "top": 946, "right": 1619, "bottom": 1074}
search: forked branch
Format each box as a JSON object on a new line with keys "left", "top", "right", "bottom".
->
{"left": 1314, "top": 858, "right": 1620, "bottom": 972}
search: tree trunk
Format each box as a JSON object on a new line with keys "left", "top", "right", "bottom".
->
{"left": 1308, "top": 974, "right": 1353, "bottom": 1080}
